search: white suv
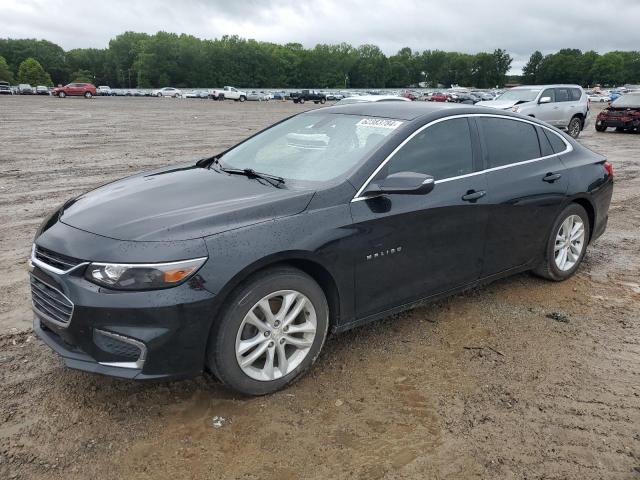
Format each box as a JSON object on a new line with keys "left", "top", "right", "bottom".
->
{"left": 476, "top": 84, "right": 589, "bottom": 138}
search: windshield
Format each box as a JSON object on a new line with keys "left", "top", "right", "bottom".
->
{"left": 611, "top": 93, "right": 640, "bottom": 108}
{"left": 496, "top": 88, "right": 541, "bottom": 103}
{"left": 218, "top": 113, "right": 403, "bottom": 184}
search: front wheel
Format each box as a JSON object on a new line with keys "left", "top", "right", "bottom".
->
{"left": 320, "top": 98, "right": 326, "bottom": 104}
{"left": 595, "top": 124, "right": 607, "bottom": 132}
{"left": 533, "top": 204, "right": 589, "bottom": 281}
{"left": 567, "top": 116, "right": 582, "bottom": 138}
{"left": 206, "top": 267, "right": 329, "bottom": 396}
{"left": 239, "top": 95, "right": 246, "bottom": 102}
{"left": 58, "top": 91, "right": 66, "bottom": 98}
{"left": 299, "top": 98, "right": 305, "bottom": 104}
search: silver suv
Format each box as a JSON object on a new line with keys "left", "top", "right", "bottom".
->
{"left": 476, "top": 84, "right": 589, "bottom": 138}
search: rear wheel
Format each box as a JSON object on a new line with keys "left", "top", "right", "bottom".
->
{"left": 533, "top": 204, "right": 589, "bottom": 281}
{"left": 84, "top": 91, "right": 92, "bottom": 99}
{"left": 320, "top": 98, "right": 326, "bottom": 104}
{"left": 239, "top": 95, "right": 246, "bottom": 102}
{"left": 595, "top": 124, "right": 607, "bottom": 132}
{"left": 206, "top": 267, "right": 329, "bottom": 395}
{"left": 567, "top": 116, "right": 582, "bottom": 138}
{"left": 299, "top": 98, "right": 305, "bottom": 104}
{"left": 58, "top": 91, "right": 66, "bottom": 98}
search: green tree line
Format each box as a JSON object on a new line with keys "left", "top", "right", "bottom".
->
{"left": 1, "top": 33, "right": 639, "bottom": 89}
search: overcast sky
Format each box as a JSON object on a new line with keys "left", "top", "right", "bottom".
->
{"left": 3, "top": 0, "right": 640, "bottom": 74}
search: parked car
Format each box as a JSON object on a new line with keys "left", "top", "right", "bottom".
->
{"left": 30, "top": 102, "right": 613, "bottom": 396}
{"left": 588, "top": 94, "right": 611, "bottom": 103}
{"left": 0, "top": 81, "right": 13, "bottom": 95}
{"left": 595, "top": 92, "right": 640, "bottom": 132}
{"left": 426, "top": 92, "right": 449, "bottom": 102}
{"left": 209, "top": 86, "right": 247, "bottom": 102}
{"left": 185, "top": 90, "right": 209, "bottom": 99}
{"left": 246, "top": 91, "right": 269, "bottom": 101}
{"left": 476, "top": 85, "right": 589, "bottom": 138}
{"left": 34, "top": 86, "right": 50, "bottom": 95}
{"left": 97, "top": 86, "right": 114, "bottom": 96}
{"left": 52, "top": 83, "right": 97, "bottom": 98}
{"left": 335, "top": 95, "right": 410, "bottom": 104}
{"left": 18, "top": 84, "right": 34, "bottom": 94}
{"left": 400, "top": 90, "right": 419, "bottom": 101}
{"left": 324, "top": 92, "right": 344, "bottom": 101}
{"left": 290, "top": 90, "right": 326, "bottom": 104}
{"left": 450, "top": 92, "right": 480, "bottom": 104}
{"left": 153, "top": 87, "right": 182, "bottom": 98}
{"left": 272, "top": 91, "right": 288, "bottom": 100}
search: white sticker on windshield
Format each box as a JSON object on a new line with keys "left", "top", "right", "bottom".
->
{"left": 356, "top": 118, "right": 403, "bottom": 129}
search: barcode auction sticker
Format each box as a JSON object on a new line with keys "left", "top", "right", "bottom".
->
{"left": 356, "top": 118, "right": 403, "bottom": 129}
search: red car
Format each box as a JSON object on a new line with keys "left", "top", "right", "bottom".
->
{"left": 53, "top": 83, "right": 97, "bottom": 99}
{"left": 427, "top": 92, "right": 449, "bottom": 102}
{"left": 400, "top": 90, "right": 418, "bottom": 101}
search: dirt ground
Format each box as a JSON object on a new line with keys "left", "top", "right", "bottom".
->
{"left": 0, "top": 96, "right": 639, "bottom": 480}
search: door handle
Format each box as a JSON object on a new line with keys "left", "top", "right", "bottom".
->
{"left": 543, "top": 172, "right": 562, "bottom": 183}
{"left": 461, "top": 190, "right": 486, "bottom": 202}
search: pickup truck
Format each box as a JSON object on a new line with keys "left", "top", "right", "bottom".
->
{"left": 290, "top": 90, "right": 326, "bottom": 104}
{"left": 209, "top": 86, "right": 247, "bottom": 102}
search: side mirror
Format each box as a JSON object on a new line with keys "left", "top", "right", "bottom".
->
{"left": 364, "top": 172, "right": 435, "bottom": 196}
{"left": 539, "top": 96, "right": 552, "bottom": 104}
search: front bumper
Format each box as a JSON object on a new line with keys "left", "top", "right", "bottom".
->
{"left": 31, "top": 264, "right": 218, "bottom": 381}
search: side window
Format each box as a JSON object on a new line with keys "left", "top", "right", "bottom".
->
{"left": 569, "top": 88, "right": 582, "bottom": 101}
{"left": 387, "top": 118, "right": 473, "bottom": 180}
{"left": 543, "top": 129, "right": 567, "bottom": 154}
{"left": 555, "top": 88, "right": 570, "bottom": 102}
{"left": 541, "top": 88, "right": 555, "bottom": 102}
{"left": 479, "top": 117, "right": 541, "bottom": 168}
{"left": 537, "top": 126, "right": 554, "bottom": 157}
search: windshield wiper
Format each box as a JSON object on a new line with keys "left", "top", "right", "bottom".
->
{"left": 219, "top": 166, "right": 285, "bottom": 188}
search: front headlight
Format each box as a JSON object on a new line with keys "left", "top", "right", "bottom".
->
{"left": 86, "top": 257, "right": 207, "bottom": 291}
{"left": 511, "top": 106, "right": 521, "bottom": 113}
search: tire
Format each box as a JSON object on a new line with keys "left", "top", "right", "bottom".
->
{"left": 58, "top": 91, "right": 66, "bottom": 98}
{"left": 299, "top": 98, "right": 305, "bottom": 104}
{"left": 533, "top": 203, "right": 590, "bottom": 281}
{"left": 320, "top": 98, "right": 326, "bottom": 104}
{"left": 567, "top": 116, "right": 582, "bottom": 138}
{"left": 314, "top": 101, "right": 319, "bottom": 104}
{"left": 84, "top": 91, "right": 92, "bottom": 99}
{"left": 157, "top": 93, "right": 162, "bottom": 97}
{"left": 293, "top": 99, "right": 299, "bottom": 104}
{"left": 206, "top": 267, "right": 329, "bottom": 396}
{"left": 239, "top": 95, "right": 246, "bottom": 102}
{"left": 595, "top": 124, "right": 607, "bottom": 132}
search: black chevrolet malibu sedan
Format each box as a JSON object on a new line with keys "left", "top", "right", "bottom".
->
{"left": 30, "top": 103, "right": 613, "bottom": 395}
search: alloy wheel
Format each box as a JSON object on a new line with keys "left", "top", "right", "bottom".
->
{"left": 235, "top": 290, "right": 317, "bottom": 381}
{"left": 554, "top": 214, "right": 585, "bottom": 271}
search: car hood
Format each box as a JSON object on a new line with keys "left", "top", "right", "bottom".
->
{"left": 60, "top": 165, "right": 315, "bottom": 242}
{"left": 475, "top": 99, "right": 519, "bottom": 109}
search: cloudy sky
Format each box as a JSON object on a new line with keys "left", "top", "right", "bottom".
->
{"left": 2, "top": 0, "right": 640, "bottom": 73}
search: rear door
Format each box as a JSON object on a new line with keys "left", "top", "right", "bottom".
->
{"left": 554, "top": 87, "right": 573, "bottom": 128}
{"left": 477, "top": 116, "right": 569, "bottom": 276}
{"left": 350, "top": 117, "right": 489, "bottom": 317}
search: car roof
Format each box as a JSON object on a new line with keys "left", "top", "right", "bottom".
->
{"left": 314, "top": 101, "right": 566, "bottom": 128}
{"left": 318, "top": 101, "right": 475, "bottom": 121}
{"left": 512, "top": 84, "right": 583, "bottom": 89}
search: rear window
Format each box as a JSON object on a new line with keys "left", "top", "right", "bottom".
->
{"left": 569, "top": 88, "right": 582, "bottom": 101}
{"left": 479, "top": 117, "right": 541, "bottom": 168}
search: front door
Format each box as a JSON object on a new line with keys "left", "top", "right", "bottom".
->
{"left": 350, "top": 117, "right": 489, "bottom": 318}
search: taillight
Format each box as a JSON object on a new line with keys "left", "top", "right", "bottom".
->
{"left": 604, "top": 161, "right": 614, "bottom": 178}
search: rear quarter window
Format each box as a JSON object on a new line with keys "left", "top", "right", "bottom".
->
{"left": 569, "top": 88, "right": 582, "bottom": 101}
{"left": 543, "top": 129, "right": 568, "bottom": 154}
{"left": 479, "top": 117, "right": 541, "bottom": 168}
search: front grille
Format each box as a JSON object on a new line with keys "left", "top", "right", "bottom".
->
{"left": 93, "top": 330, "right": 141, "bottom": 360}
{"left": 34, "top": 245, "right": 82, "bottom": 272}
{"left": 30, "top": 276, "right": 74, "bottom": 325}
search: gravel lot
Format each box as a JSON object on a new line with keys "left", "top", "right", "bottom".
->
{"left": 0, "top": 96, "right": 639, "bottom": 479}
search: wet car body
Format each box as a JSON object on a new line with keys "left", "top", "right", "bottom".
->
{"left": 31, "top": 103, "right": 613, "bottom": 384}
